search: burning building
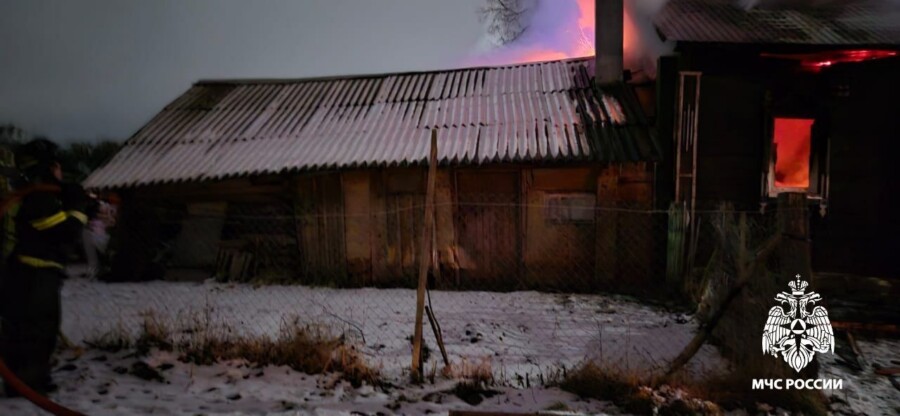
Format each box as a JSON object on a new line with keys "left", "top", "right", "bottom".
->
{"left": 83, "top": 0, "right": 662, "bottom": 290}
{"left": 653, "top": 0, "right": 900, "bottom": 279}
{"left": 84, "top": 0, "right": 899, "bottom": 290}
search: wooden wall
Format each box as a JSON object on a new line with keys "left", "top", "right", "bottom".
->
{"left": 337, "top": 164, "right": 656, "bottom": 290}
{"left": 595, "top": 163, "right": 658, "bottom": 292}
{"left": 343, "top": 171, "right": 372, "bottom": 283}
{"left": 695, "top": 75, "right": 766, "bottom": 209}
{"left": 343, "top": 168, "right": 458, "bottom": 287}
{"left": 454, "top": 170, "right": 521, "bottom": 289}
{"left": 123, "top": 163, "right": 659, "bottom": 289}
{"left": 670, "top": 47, "right": 900, "bottom": 280}
{"left": 293, "top": 174, "right": 345, "bottom": 284}
{"left": 811, "top": 58, "right": 900, "bottom": 279}
{"left": 523, "top": 167, "right": 597, "bottom": 289}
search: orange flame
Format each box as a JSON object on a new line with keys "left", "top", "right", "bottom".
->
{"left": 575, "top": 0, "right": 638, "bottom": 58}
{"left": 773, "top": 118, "right": 813, "bottom": 189}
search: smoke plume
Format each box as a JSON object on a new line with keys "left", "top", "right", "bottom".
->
{"left": 468, "top": 0, "right": 673, "bottom": 81}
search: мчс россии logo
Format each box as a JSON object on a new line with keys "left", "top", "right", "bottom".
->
{"left": 762, "top": 275, "right": 834, "bottom": 372}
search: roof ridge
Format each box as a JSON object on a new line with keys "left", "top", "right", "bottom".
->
{"left": 195, "top": 56, "right": 595, "bottom": 86}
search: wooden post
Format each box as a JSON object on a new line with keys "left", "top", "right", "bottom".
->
{"left": 411, "top": 130, "right": 438, "bottom": 381}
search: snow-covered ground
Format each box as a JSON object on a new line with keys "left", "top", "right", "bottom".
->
{"left": 1, "top": 277, "right": 897, "bottom": 415}
{"left": 57, "top": 278, "right": 721, "bottom": 382}
{"left": 0, "top": 349, "right": 619, "bottom": 415}
{"left": 820, "top": 338, "right": 900, "bottom": 416}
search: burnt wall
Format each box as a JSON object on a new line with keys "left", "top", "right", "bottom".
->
{"left": 667, "top": 45, "right": 900, "bottom": 279}
{"left": 695, "top": 75, "right": 766, "bottom": 208}
{"left": 812, "top": 58, "right": 900, "bottom": 278}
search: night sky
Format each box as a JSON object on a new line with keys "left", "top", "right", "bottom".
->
{"left": 0, "top": 0, "right": 485, "bottom": 142}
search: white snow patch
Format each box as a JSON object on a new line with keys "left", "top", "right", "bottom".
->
{"left": 2, "top": 278, "right": 895, "bottom": 414}
{"left": 57, "top": 279, "right": 722, "bottom": 382}
{"left": 819, "top": 338, "right": 900, "bottom": 415}
{"left": 1, "top": 349, "right": 618, "bottom": 415}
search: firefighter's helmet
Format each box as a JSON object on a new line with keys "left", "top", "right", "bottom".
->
{"left": 14, "top": 138, "right": 60, "bottom": 179}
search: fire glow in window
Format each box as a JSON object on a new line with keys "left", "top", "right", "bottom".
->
{"left": 773, "top": 118, "right": 814, "bottom": 189}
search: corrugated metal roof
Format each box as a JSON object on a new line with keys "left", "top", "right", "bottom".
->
{"left": 655, "top": 0, "right": 900, "bottom": 45}
{"left": 85, "top": 57, "right": 658, "bottom": 189}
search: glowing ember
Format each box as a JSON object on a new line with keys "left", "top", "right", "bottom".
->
{"left": 773, "top": 118, "right": 813, "bottom": 189}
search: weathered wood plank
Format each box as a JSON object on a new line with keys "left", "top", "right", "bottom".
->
{"left": 412, "top": 130, "right": 438, "bottom": 381}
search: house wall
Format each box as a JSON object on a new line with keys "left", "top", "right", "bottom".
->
{"left": 117, "top": 163, "right": 659, "bottom": 289}
{"left": 523, "top": 167, "right": 598, "bottom": 289}
{"left": 667, "top": 47, "right": 900, "bottom": 279}
{"left": 339, "top": 164, "right": 657, "bottom": 290}
{"left": 342, "top": 168, "right": 457, "bottom": 287}
{"left": 811, "top": 58, "right": 900, "bottom": 278}
{"left": 452, "top": 169, "right": 522, "bottom": 289}
{"left": 343, "top": 171, "right": 371, "bottom": 284}
{"left": 110, "top": 177, "right": 293, "bottom": 282}
{"left": 294, "top": 173, "right": 345, "bottom": 284}
{"left": 695, "top": 75, "right": 766, "bottom": 209}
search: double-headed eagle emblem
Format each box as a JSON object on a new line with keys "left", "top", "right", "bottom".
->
{"left": 762, "top": 275, "right": 834, "bottom": 372}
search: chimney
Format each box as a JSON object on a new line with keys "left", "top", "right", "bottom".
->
{"left": 595, "top": 0, "right": 624, "bottom": 84}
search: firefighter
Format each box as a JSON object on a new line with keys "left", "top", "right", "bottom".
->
{"left": 0, "top": 138, "right": 92, "bottom": 396}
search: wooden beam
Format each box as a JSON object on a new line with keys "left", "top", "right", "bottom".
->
{"left": 411, "top": 130, "right": 438, "bottom": 381}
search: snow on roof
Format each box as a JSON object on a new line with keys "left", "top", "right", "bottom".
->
{"left": 85, "top": 57, "right": 658, "bottom": 189}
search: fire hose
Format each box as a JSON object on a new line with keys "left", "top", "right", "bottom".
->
{"left": 1, "top": 184, "right": 86, "bottom": 416}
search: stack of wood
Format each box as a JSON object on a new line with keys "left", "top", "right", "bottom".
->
{"left": 215, "top": 240, "right": 256, "bottom": 282}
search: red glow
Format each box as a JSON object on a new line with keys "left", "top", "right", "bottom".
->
{"left": 519, "top": 49, "right": 571, "bottom": 63}
{"left": 762, "top": 49, "right": 897, "bottom": 72}
{"left": 773, "top": 118, "right": 813, "bottom": 189}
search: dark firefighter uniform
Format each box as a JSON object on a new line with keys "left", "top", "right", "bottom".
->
{"left": 0, "top": 139, "right": 90, "bottom": 396}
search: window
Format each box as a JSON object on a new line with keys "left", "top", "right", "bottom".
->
{"left": 544, "top": 194, "right": 596, "bottom": 223}
{"left": 767, "top": 117, "right": 821, "bottom": 197}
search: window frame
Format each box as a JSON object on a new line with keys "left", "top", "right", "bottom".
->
{"left": 543, "top": 193, "right": 596, "bottom": 224}
{"left": 765, "top": 116, "right": 824, "bottom": 200}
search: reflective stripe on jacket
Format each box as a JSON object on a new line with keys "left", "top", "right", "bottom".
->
{"left": 12, "top": 189, "right": 86, "bottom": 269}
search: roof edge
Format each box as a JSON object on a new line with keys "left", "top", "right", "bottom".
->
{"left": 195, "top": 55, "right": 596, "bottom": 86}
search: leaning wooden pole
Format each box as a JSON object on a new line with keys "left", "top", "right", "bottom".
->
{"left": 411, "top": 129, "right": 438, "bottom": 382}
{"left": 662, "top": 213, "right": 782, "bottom": 381}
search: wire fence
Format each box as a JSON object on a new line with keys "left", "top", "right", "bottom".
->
{"left": 61, "top": 197, "right": 797, "bottom": 386}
